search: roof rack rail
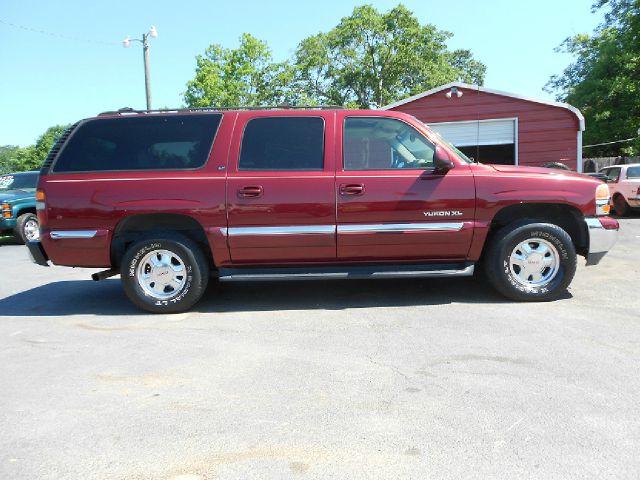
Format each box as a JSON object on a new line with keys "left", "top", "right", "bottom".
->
{"left": 98, "top": 104, "right": 345, "bottom": 116}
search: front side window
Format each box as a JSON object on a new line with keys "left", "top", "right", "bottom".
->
{"left": 239, "top": 117, "right": 324, "bottom": 171}
{"left": 344, "top": 117, "right": 435, "bottom": 170}
{"left": 53, "top": 114, "right": 221, "bottom": 172}
{"left": 602, "top": 167, "right": 621, "bottom": 183}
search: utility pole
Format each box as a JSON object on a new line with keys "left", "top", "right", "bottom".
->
{"left": 123, "top": 26, "right": 157, "bottom": 111}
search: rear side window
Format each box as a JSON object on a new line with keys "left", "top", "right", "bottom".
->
{"left": 627, "top": 166, "right": 640, "bottom": 178}
{"left": 53, "top": 114, "right": 221, "bottom": 172}
{"left": 239, "top": 117, "right": 324, "bottom": 171}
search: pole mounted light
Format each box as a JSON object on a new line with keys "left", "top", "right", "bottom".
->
{"left": 123, "top": 25, "right": 157, "bottom": 110}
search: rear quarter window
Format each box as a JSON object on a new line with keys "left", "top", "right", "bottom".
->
{"left": 53, "top": 114, "right": 222, "bottom": 172}
{"left": 627, "top": 166, "right": 640, "bottom": 178}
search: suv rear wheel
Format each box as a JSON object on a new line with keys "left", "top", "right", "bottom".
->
{"left": 121, "top": 233, "right": 209, "bottom": 313}
{"left": 484, "top": 222, "right": 577, "bottom": 301}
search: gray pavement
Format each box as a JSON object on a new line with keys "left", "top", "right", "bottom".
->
{"left": 0, "top": 218, "right": 639, "bottom": 480}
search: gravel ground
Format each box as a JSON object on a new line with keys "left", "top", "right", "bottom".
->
{"left": 0, "top": 217, "right": 639, "bottom": 480}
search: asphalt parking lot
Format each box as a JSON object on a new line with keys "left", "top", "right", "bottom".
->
{"left": 1, "top": 218, "right": 639, "bottom": 480}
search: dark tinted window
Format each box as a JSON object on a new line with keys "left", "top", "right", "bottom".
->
{"left": 0, "top": 172, "right": 38, "bottom": 190}
{"left": 239, "top": 117, "right": 324, "bottom": 171}
{"left": 53, "top": 114, "right": 221, "bottom": 172}
{"left": 344, "top": 117, "right": 435, "bottom": 170}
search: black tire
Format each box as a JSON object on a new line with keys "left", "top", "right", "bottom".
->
{"left": 484, "top": 222, "right": 577, "bottom": 302}
{"left": 120, "top": 233, "right": 209, "bottom": 313}
{"left": 613, "top": 194, "right": 630, "bottom": 217}
{"left": 14, "top": 213, "right": 39, "bottom": 244}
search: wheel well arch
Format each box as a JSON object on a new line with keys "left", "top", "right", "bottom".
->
{"left": 487, "top": 203, "right": 588, "bottom": 257}
{"left": 111, "top": 213, "right": 213, "bottom": 269}
{"left": 16, "top": 206, "right": 36, "bottom": 217}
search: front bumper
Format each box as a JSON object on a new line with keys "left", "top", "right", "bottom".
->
{"left": 585, "top": 216, "right": 619, "bottom": 266}
{"left": 0, "top": 217, "right": 17, "bottom": 231}
{"left": 27, "top": 240, "right": 50, "bottom": 267}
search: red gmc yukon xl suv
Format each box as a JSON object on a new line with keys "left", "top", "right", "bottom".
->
{"left": 28, "top": 107, "right": 619, "bottom": 313}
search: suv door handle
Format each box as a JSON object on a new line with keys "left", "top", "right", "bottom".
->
{"left": 339, "top": 184, "right": 365, "bottom": 196}
{"left": 238, "top": 185, "right": 263, "bottom": 198}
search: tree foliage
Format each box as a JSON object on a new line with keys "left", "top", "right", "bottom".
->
{"left": 294, "top": 5, "right": 485, "bottom": 108}
{"left": 184, "top": 4, "right": 485, "bottom": 109}
{"left": 546, "top": 0, "right": 640, "bottom": 156}
{"left": 184, "top": 33, "right": 293, "bottom": 107}
{"left": 0, "top": 125, "right": 69, "bottom": 174}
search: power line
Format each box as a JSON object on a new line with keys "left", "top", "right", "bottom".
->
{"left": 0, "top": 18, "right": 118, "bottom": 46}
{"left": 584, "top": 137, "right": 635, "bottom": 148}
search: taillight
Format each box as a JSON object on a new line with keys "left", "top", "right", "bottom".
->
{"left": 35, "top": 190, "right": 45, "bottom": 211}
{"left": 595, "top": 183, "right": 610, "bottom": 215}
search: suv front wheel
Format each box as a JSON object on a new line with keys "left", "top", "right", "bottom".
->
{"left": 15, "top": 213, "right": 39, "bottom": 244}
{"left": 484, "top": 222, "right": 577, "bottom": 302}
{"left": 121, "top": 233, "right": 209, "bottom": 313}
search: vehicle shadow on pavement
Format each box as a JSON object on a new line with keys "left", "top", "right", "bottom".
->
{"left": 0, "top": 236, "right": 20, "bottom": 246}
{"left": 0, "top": 276, "right": 573, "bottom": 317}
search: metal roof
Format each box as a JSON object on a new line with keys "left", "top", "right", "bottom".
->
{"left": 381, "top": 82, "right": 585, "bottom": 131}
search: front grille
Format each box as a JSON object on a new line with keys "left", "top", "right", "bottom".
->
{"left": 40, "top": 122, "right": 79, "bottom": 175}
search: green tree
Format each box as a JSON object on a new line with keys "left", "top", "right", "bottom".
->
{"left": 184, "top": 5, "right": 485, "bottom": 109}
{"left": 293, "top": 4, "right": 486, "bottom": 108}
{"left": 546, "top": 0, "right": 640, "bottom": 156}
{"left": 0, "top": 124, "right": 69, "bottom": 174}
{"left": 184, "top": 33, "right": 293, "bottom": 107}
{"left": 0, "top": 146, "right": 21, "bottom": 173}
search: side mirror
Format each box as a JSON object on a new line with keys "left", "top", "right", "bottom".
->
{"left": 433, "top": 145, "right": 454, "bottom": 174}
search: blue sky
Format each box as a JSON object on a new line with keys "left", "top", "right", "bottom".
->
{"left": 1, "top": 0, "right": 602, "bottom": 146}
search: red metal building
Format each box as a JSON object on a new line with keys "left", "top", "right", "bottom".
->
{"left": 383, "top": 82, "right": 585, "bottom": 171}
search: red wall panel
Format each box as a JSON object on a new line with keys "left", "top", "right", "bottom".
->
{"left": 389, "top": 87, "right": 580, "bottom": 169}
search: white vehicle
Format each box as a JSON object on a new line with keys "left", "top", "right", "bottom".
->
{"left": 600, "top": 163, "right": 640, "bottom": 216}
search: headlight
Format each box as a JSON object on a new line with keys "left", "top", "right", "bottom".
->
{"left": 595, "top": 183, "right": 610, "bottom": 215}
{"left": 1, "top": 202, "right": 12, "bottom": 219}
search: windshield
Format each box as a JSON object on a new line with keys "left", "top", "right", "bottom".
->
{"left": 0, "top": 172, "right": 38, "bottom": 190}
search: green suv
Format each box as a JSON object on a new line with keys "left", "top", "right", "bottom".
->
{"left": 0, "top": 171, "right": 39, "bottom": 243}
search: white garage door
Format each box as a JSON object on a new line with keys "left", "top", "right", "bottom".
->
{"left": 427, "top": 118, "right": 516, "bottom": 147}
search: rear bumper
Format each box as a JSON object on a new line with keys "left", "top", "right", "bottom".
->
{"left": 27, "top": 240, "right": 50, "bottom": 267}
{"left": 585, "top": 216, "right": 619, "bottom": 266}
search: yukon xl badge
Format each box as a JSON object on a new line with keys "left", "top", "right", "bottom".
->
{"left": 423, "top": 210, "right": 463, "bottom": 217}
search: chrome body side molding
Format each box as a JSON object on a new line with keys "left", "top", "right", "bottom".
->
{"left": 50, "top": 230, "right": 98, "bottom": 239}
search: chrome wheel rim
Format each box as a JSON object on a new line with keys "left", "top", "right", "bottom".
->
{"left": 136, "top": 249, "right": 186, "bottom": 300}
{"left": 23, "top": 219, "right": 40, "bottom": 241}
{"left": 508, "top": 238, "right": 559, "bottom": 287}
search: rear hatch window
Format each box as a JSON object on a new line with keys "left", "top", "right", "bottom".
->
{"left": 53, "top": 114, "right": 222, "bottom": 173}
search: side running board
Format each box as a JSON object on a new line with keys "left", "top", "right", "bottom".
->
{"left": 218, "top": 263, "right": 474, "bottom": 282}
